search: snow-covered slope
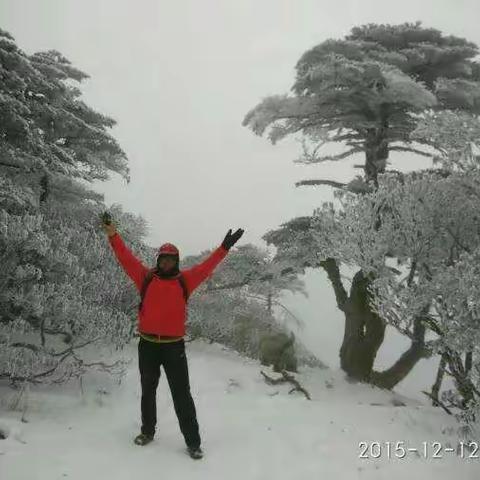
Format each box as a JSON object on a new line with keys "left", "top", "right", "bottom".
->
{"left": 0, "top": 339, "right": 477, "bottom": 480}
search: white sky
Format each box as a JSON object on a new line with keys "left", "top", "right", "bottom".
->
{"left": 1, "top": 0, "right": 478, "bottom": 395}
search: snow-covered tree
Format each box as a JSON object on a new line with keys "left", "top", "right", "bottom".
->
{"left": 369, "top": 112, "right": 480, "bottom": 427}
{"left": 182, "top": 243, "right": 321, "bottom": 367}
{"left": 0, "top": 28, "right": 129, "bottom": 182}
{"left": 244, "top": 22, "right": 480, "bottom": 388}
{"left": 0, "top": 29, "right": 137, "bottom": 385}
{"left": 264, "top": 128, "right": 480, "bottom": 391}
{"left": 243, "top": 22, "right": 480, "bottom": 185}
{"left": 263, "top": 109, "right": 480, "bottom": 432}
{"left": 0, "top": 202, "right": 136, "bottom": 384}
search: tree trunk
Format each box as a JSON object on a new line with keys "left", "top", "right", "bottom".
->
{"left": 370, "top": 314, "right": 428, "bottom": 389}
{"left": 340, "top": 270, "right": 386, "bottom": 381}
{"left": 445, "top": 349, "right": 478, "bottom": 409}
{"left": 40, "top": 172, "right": 49, "bottom": 203}
{"left": 465, "top": 351, "right": 473, "bottom": 375}
{"left": 430, "top": 354, "right": 447, "bottom": 406}
{"left": 370, "top": 342, "right": 426, "bottom": 389}
{"left": 266, "top": 293, "right": 272, "bottom": 316}
{"left": 320, "top": 261, "right": 426, "bottom": 388}
{"left": 364, "top": 123, "right": 388, "bottom": 184}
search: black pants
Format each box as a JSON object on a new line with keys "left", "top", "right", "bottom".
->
{"left": 138, "top": 337, "right": 201, "bottom": 448}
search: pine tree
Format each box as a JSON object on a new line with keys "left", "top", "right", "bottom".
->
{"left": 0, "top": 29, "right": 137, "bottom": 385}
{"left": 244, "top": 22, "right": 480, "bottom": 388}
{"left": 243, "top": 22, "right": 480, "bottom": 185}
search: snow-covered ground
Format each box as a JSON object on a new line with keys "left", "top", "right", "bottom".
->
{"left": 0, "top": 339, "right": 478, "bottom": 480}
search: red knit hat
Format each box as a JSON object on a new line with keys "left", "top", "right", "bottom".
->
{"left": 157, "top": 243, "right": 179, "bottom": 256}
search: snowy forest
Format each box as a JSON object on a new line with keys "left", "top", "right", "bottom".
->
{"left": 1, "top": 3, "right": 480, "bottom": 479}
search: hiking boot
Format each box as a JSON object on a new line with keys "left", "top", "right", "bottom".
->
{"left": 187, "top": 445, "right": 204, "bottom": 459}
{"left": 134, "top": 433, "right": 154, "bottom": 446}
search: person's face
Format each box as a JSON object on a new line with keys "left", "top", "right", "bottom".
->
{"left": 157, "top": 255, "right": 177, "bottom": 273}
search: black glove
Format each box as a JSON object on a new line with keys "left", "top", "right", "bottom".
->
{"left": 221, "top": 228, "right": 245, "bottom": 250}
{"left": 101, "top": 211, "right": 112, "bottom": 225}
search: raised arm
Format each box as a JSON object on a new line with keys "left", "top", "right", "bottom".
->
{"left": 182, "top": 245, "right": 229, "bottom": 293}
{"left": 102, "top": 216, "right": 148, "bottom": 290}
{"left": 183, "top": 228, "right": 245, "bottom": 294}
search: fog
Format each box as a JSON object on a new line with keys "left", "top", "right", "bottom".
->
{"left": 2, "top": 0, "right": 478, "bottom": 398}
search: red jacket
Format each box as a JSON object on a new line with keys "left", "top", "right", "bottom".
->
{"left": 108, "top": 233, "right": 228, "bottom": 336}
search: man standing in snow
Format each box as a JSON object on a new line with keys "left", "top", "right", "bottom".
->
{"left": 102, "top": 214, "right": 244, "bottom": 459}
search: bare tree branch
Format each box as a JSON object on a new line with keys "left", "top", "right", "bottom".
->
{"left": 389, "top": 146, "right": 434, "bottom": 157}
{"left": 295, "top": 179, "right": 347, "bottom": 188}
{"left": 243, "top": 293, "right": 304, "bottom": 328}
{"left": 422, "top": 390, "right": 453, "bottom": 415}
{"left": 294, "top": 147, "right": 361, "bottom": 165}
{"left": 260, "top": 370, "right": 311, "bottom": 400}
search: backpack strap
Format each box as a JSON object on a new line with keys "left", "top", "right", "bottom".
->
{"left": 178, "top": 273, "right": 189, "bottom": 303}
{"left": 139, "top": 269, "right": 156, "bottom": 312}
{"left": 138, "top": 270, "right": 189, "bottom": 312}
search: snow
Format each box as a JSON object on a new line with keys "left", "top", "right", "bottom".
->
{"left": 0, "top": 339, "right": 478, "bottom": 480}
